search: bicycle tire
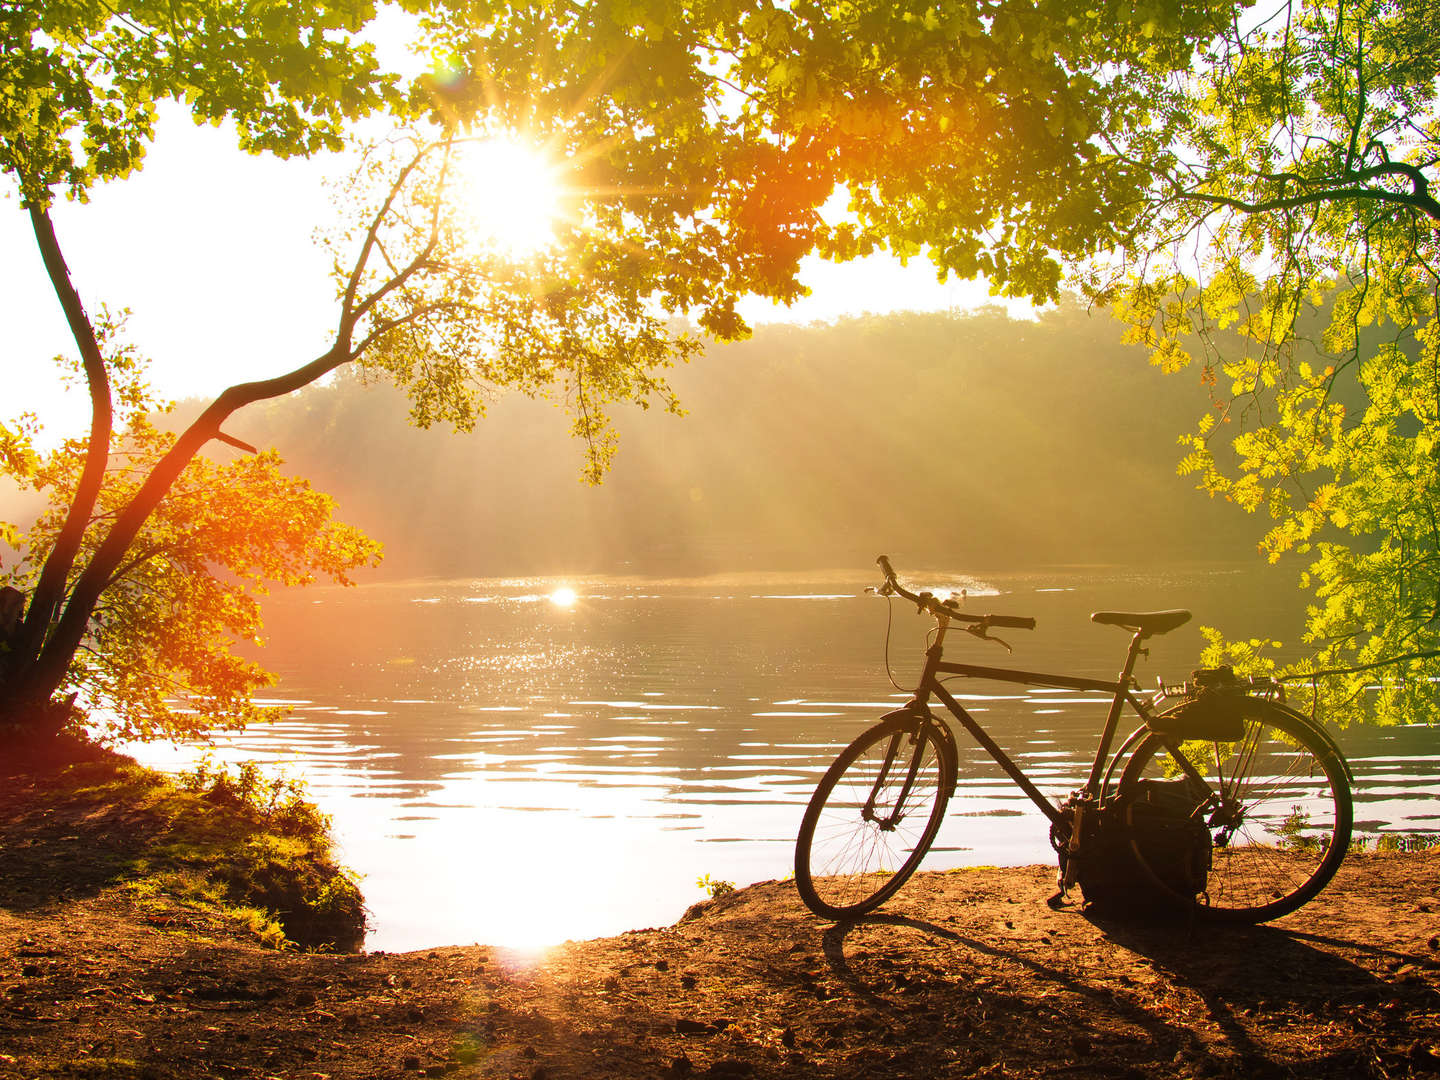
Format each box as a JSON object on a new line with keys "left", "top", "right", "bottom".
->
{"left": 794, "top": 713, "right": 955, "bottom": 919}
{"left": 1119, "top": 702, "right": 1352, "bottom": 923}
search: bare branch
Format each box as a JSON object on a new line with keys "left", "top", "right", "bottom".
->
{"left": 215, "top": 431, "right": 258, "bottom": 454}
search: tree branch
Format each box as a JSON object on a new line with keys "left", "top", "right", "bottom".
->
{"left": 215, "top": 431, "right": 258, "bottom": 454}
{"left": 1174, "top": 180, "right": 1440, "bottom": 224}
{"left": 340, "top": 139, "right": 444, "bottom": 339}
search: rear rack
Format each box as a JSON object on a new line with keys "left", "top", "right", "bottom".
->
{"left": 1155, "top": 671, "right": 1285, "bottom": 703}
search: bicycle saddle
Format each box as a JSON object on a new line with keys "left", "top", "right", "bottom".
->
{"left": 1090, "top": 610, "right": 1192, "bottom": 637}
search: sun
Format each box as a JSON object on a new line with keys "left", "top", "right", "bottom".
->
{"left": 548, "top": 586, "right": 578, "bottom": 608}
{"left": 453, "top": 136, "right": 563, "bottom": 257}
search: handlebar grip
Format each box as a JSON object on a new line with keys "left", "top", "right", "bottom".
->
{"left": 876, "top": 554, "right": 896, "bottom": 580}
{"left": 986, "top": 614, "right": 1037, "bottom": 630}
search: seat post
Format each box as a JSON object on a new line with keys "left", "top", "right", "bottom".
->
{"left": 1084, "top": 629, "right": 1148, "bottom": 795}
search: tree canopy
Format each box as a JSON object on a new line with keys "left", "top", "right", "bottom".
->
{"left": 2, "top": 0, "right": 1250, "bottom": 740}
{"left": 1086, "top": 0, "right": 1440, "bottom": 724}
{"left": 0, "top": 0, "right": 395, "bottom": 205}
{"left": 414, "top": 0, "right": 1236, "bottom": 318}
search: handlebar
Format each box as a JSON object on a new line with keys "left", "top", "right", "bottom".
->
{"left": 875, "top": 554, "right": 1037, "bottom": 631}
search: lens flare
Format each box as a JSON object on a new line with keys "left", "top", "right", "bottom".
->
{"left": 549, "top": 586, "right": 578, "bottom": 608}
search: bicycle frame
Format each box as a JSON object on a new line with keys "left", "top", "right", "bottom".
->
{"left": 903, "top": 610, "right": 1161, "bottom": 828}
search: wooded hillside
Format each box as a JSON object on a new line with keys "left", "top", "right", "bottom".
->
{"left": 212, "top": 306, "right": 1255, "bottom": 577}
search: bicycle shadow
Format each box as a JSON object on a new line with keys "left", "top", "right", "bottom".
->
{"left": 817, "top": 905, "right": 1434, "bottom": 1075}
{"left": 1086, "top": 912, "right": 1440, "bottom": 1051}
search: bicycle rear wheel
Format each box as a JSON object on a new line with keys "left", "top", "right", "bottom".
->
{"left": 794, "top": 713, "right": 955, "bottom": 919}
{"left": 1120, "top": 703, "right": 1351, "bottom": 922}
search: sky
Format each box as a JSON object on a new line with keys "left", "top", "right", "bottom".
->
{"left": 1, "top": 107, "right": 1034, "bottom": 443}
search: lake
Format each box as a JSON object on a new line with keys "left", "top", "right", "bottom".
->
{"left": 129, "top": 563, "right": 1439, "bottom": 952}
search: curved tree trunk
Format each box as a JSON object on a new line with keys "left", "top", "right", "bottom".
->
{"left": 1, "top": 207, "right": 114, "bottom": 683}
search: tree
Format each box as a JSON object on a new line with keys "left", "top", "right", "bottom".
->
{"left": 1, "top": 0, "right": 1238, "bottom": 740}
{"left": 1, "top": 0, "right": 405, "bottom": 737}
{"left": 1084, "top": 0, "right": 1440, "bottom": 724}
{"left": 16, "top": 414, "right": 382, "bottom": 743}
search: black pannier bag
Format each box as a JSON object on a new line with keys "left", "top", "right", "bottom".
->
{"left": 1146, "top": 665, "right": 1262, "bottom": 742}
{"left": 1062, "top": 779, "right": 1212, "bottom": 914}
{"left": 1120, "top": 777, "right": 1212, "bottom": 901}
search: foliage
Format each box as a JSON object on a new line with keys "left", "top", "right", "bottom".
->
{"left": 130, "top": 754, "right": 367, "bottom": 950}
{"left": 416, "top": 0, "right": 1237, "bottom": 313}
{"left": 176, "top": 756, "right": 332, "bottom": 840}
{"left": 0, "top": 0, "right": 397, "bottom": 207}
{"left": 0, "top": 415, "right": 39, "bottom": 551}
{"left": 5, "top": 404, "right": 380, "bottom": 741}
{"left": 1196, "top": 627, "right": 1282, "bottom": 681}
{"left": 322, "top": 131, "right": 699, "bottom": 483}
{"left": 1086, "top": 0, "right": 1440, "bottom": 725}
{"left": 1275, "top": 807, "right": 1324, "bottom": 853}
{"left": 1351, "top": 832, "right": 1440, "bottom": 853}
{"left": 696, "top": 873, "right": 736, "bottom": 899}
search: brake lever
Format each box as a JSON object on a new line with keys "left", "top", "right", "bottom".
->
{"left": 964, "top": 622, "right": 1013, "bottom": 653}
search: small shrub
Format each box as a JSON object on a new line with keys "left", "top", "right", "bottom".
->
{"left": 696, "top": 873, "right": 736, "bottom": 899}
{"left": 1276, "top": 806, "right": 1324, "bottom": 853}
{"left": 6, "top": 739, "right": 366, "bottom": 951}
{"left": 162, "top": 757, "right": 365, "bottom": 948}
{"left": 178, "top": 757, "right": 329, "bottom": 838}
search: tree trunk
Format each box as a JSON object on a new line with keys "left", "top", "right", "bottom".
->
{"left": 1, "top": 206, "right": 114, "bottom": 683}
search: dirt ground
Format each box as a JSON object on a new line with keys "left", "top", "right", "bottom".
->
{"left": 2, "top": 848, "right": 1438, "bottom": 1080}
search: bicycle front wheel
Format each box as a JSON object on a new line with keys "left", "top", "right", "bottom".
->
{"left": 1120, "top": 703, "right": 1352, "bottom": 923}
{"left": 794, "top": 714, "right": 955, "bottom": 919}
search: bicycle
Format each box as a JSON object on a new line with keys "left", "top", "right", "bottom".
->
{"left": 793, "top": 556, "right": 1353, "bottom": 923}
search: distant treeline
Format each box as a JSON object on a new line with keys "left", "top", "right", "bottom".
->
{"left": 213, "top": 305, "right": 1255, "bottom": 578}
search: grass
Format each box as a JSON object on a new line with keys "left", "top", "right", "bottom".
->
{"left": 0, "top": 736, "right": 366, "bottom": 950}
{"left": 696, "top": 873, "right": 736, "bottom": 899}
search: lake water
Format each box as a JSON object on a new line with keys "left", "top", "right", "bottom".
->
{"left": 129, "top": 564, "right": 1439, "bottom": 952}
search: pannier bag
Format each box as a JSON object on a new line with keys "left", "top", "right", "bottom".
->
{"left": 1146, "top": 665, "right": 1263, "bottom": 742}
{"left": 1121, "top": 777, "right": 1212, "bottom": 901}
{"left": 1065, "top": 779, "right": 1212, "bottom": 914}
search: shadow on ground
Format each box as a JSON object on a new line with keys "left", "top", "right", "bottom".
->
{"left": 797, "top": 863, "right": 1440, "bottom": 1079}
{"left": 0, "top": 741, "right": 169, "bottom": 910}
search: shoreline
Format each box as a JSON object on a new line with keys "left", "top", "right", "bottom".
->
{"left": 4, "top": 741, "right": 1439, "bottom": 1078}
{"left": 0, "top": 736, "right": 366, "bottom": 952}
{"left": 2, "top": 854, "right": 1438, "bottom": 1079}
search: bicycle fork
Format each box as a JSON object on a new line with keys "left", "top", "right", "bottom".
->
{"left": 862, "top": 725, "right": 931, "bottom": 831}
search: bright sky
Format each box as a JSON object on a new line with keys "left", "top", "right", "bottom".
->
{"left": 1, "top": 108, "right": 1034, "bottom": 442}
